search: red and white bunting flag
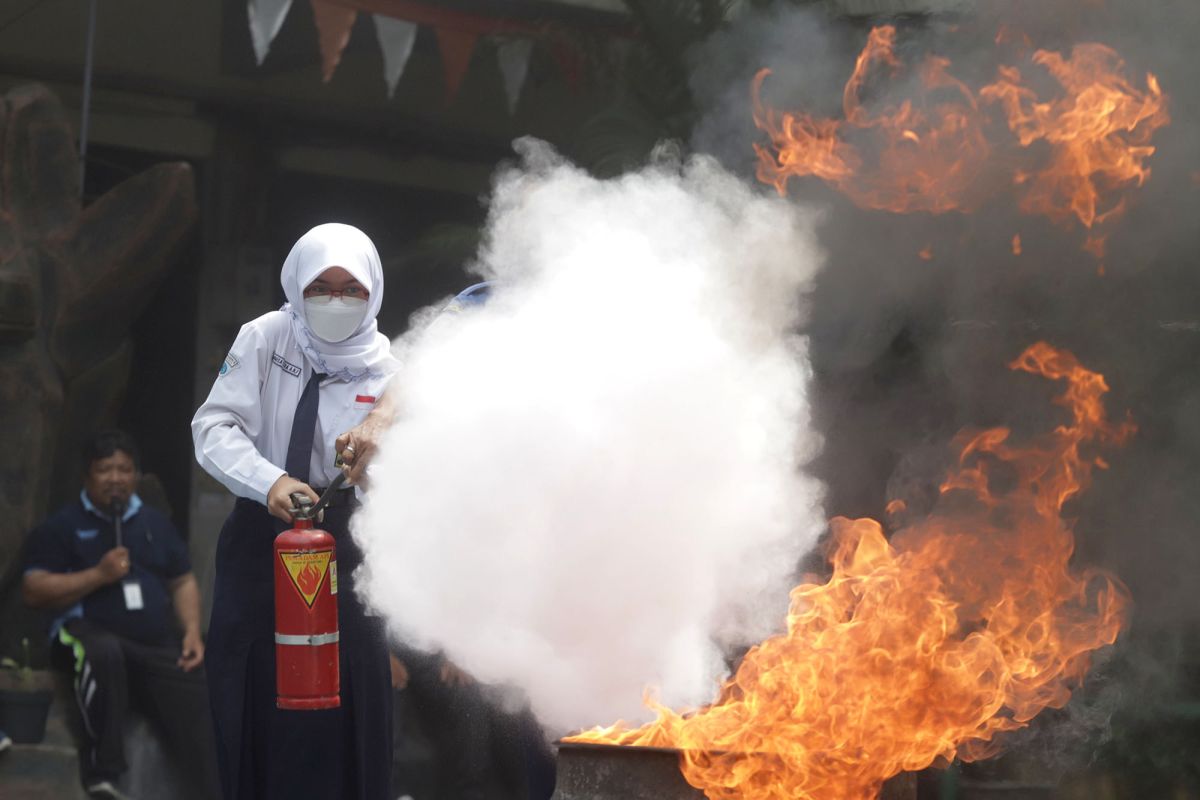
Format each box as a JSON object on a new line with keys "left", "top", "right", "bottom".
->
{"left": 248, "top": 0, "right": 294, "bottom": 64}
{"left": 434, "top": 27, "right": 479, "bottom": 103}
{"left": 311, "top": 0, "right": 358, "bottom": 82}
{"left": 373, "top": 15, "right": 419, "bottom": 97}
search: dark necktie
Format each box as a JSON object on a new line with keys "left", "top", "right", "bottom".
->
{"left": 284, "top": 371, "right": 325, "bottom": 485}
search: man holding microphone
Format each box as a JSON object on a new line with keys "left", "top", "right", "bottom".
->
{"left": 22, "top": 429, "right": 218, "bottom": 800}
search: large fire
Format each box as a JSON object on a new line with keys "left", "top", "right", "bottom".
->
{"left": 753, "top": 25, "right": 1168, "bottom": 247}
{"left": 569, "top": 343, "right": 1132, "bottom": 800}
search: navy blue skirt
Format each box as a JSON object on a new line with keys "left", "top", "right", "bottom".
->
{"left": 206, "top": 498, "right": 392, "bottom": 800}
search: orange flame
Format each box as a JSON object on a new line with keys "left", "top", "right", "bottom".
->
{"left": 754, "top": 26, "right": 1168, "bottom": 242}
{"left": 296, "top": 562, "right": 323, "bottom": 596}
{"left": 980, "top": 45, "right": 1168, "bottom": 229}
{"left": 754, "top": 26, "right": 990, "bottom": 214}
{"left": 1083, "top": 235, "right": 1106, "bottom": 259}
{"left": 569, "top": 343, "right": 1132, "bottom": 800}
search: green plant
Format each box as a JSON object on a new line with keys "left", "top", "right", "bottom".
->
{"left": 0, "top": 637, "right": 35, "bottom": 687}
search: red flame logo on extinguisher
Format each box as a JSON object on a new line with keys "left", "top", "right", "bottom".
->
{"left": 280, "top": 552, "right": 331, "bottom": 608}
{"left": 296, "top": 563, "right": 322, "bottom": 596}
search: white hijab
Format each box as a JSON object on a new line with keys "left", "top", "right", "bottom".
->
{"left": 279, "top": 223, "right": 398, "bottom": 381}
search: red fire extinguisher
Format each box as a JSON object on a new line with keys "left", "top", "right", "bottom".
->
{"left": 274, "top": 481, "right": 342, "bottom": 710}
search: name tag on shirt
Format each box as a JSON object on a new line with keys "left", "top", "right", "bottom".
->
{"left": 123, "top": 581, "right": 144, "bottom": 611}
{"left": 272, "top": 353, "right": 302, "bottom": 378}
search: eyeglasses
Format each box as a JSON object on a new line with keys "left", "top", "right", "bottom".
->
{"left": 303, "top": 286, "right": 368, "bottom": 299}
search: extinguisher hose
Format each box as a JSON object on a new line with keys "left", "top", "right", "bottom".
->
{"left": 309, "top": 472, "right": 349, "bottom": 518}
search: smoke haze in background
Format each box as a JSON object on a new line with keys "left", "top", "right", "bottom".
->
{"left": 353, "top": 140, "right": 825, "bottom": 732}
{"left": 686, "top": 0, "right": 1200, "bottom": 777}
{"left": 684, "top": 0, "right": 1200, "bottom": 614}
{"left": 353, "top": 0, "right": 1197, "bottom": 770}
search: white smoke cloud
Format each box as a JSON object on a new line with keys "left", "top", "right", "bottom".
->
{"left": 353, "top": 139, "right": 827, "bottom": 732}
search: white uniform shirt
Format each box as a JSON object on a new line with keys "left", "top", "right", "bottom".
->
{"left": 192, "top": 310, "right": 393, "bottom": 504}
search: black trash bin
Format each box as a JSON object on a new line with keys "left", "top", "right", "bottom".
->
{"left": 0, "top": 687, "right": 54, "bottom": 743}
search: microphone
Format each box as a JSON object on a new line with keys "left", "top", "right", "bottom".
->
{"left": 111, "top": 497, "right": 125, "bottom": 549}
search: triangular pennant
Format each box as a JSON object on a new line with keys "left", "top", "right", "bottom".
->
{"left": 248, "top": 0, "right": 294, "bottom": 65}
{"left": 373, "top": 15, "right": 418, "bottom": 98}
{"left": 495, "top": 37, "right": 533, "bottom": 115}
{"left": 434, "top": 26, "right": 480, "bottom": 104}
{"left": 310, "top": 0, "right": 358, "bottom": 82}
{"left": 548, "top": 41, "right": 583, "bottom": 94}
{"left": 280, "top": 551, "right": 332, "bottom": 608}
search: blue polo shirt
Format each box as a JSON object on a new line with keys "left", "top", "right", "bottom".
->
{"left": 24, "top": 491, "right": 192, "bottom": 645}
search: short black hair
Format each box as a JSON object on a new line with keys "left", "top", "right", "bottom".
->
{"left": 82, "top": 429, "right": 141, "bottom": 472}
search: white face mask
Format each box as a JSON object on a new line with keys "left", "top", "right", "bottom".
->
{"left": 304, "top": 296, "right": 369, "bottom": 343}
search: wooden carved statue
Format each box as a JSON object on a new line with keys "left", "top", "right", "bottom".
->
{"left": 0, "top": 84, "right": 196, "bottom": 596}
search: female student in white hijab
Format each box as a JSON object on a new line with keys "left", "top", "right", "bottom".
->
{"left": 192, "top": 223, "right": 398, "bottom": 800}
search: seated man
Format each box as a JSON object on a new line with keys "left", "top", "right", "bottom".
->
{"left": 22, "top": 430, "right": 218, "bottom": 800}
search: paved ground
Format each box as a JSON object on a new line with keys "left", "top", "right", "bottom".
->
{"left": 0, "top": 696, "right": 88, "bottom": 800}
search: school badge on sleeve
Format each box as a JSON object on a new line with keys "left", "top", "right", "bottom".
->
{"left": 219, "top": 353, "right": 239, "bottom": 377}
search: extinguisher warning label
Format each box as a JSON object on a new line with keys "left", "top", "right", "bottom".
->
{"left": 279, "top": 551, "right": 332, "bottom": 608}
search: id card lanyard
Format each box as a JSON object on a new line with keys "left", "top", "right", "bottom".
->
{"left": 114, "top": 511, "right": 143, "bottom": 611}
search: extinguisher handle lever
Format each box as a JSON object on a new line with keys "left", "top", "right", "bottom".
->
{"left": 287, "top": 472, "right": 347, "bottom": 523}
{"left": 287, "top": 492, "right": 322, "bottom": 524}
{"left": 288, "top": 492, "right": 312, "bottom": 512}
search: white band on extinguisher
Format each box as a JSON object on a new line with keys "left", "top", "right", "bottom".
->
{"left": 274, "top": 631, "right": 340, "bottom": 646}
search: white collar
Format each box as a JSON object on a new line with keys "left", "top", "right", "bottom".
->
{"left": 80, "top": 489, "right": 142, "bottom": 523}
